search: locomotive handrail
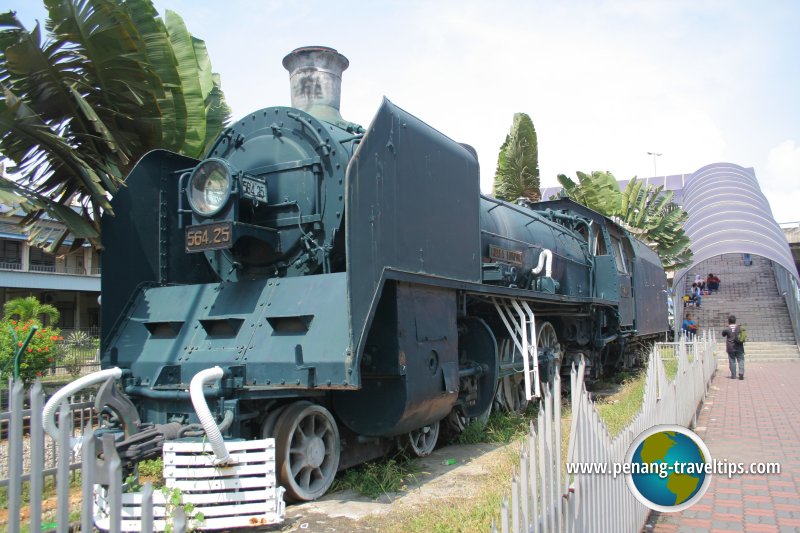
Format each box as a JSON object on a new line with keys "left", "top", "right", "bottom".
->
{"left": 492, "top": 297, "right": 541, "bottom": 399}
{"left": 288, "top": 112, "right": 331, "bottom": 156}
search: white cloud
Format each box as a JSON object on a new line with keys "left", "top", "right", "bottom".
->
{"left": 9, "top": 0, "right": 799, "bottom": 224}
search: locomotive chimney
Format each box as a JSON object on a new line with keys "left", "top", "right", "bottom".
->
{"left": 283, "top": 46, "right": 349, "bottom": 124}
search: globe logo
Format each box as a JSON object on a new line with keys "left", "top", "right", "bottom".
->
{"left": 624, "top": 424, "right": 712, "bottom": 512}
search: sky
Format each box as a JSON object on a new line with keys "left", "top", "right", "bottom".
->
{"left": 9, "top": 0, "right": 800, "bottom": 223}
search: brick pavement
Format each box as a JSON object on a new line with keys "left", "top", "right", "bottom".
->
{"left": 648, "top": 361, "right": 800, "bottom": 533}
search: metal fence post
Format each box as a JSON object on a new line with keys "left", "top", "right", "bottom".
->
{"left": 82, "top": 427, "right": 96, "bottom": 533}
{"left": 8, "top": 380, "right": 23, "bottom": 533}
{"left": 104, "top": 433, "right": 123, "bottom": 533}
{"left": 142, "top": 481, "right": 155, "bottom": 532}
{"left": 56, "top": 402, "right": 72, "bottom": 533}
{"left": 30, "top": 382, "right": 45, "bottom": 533}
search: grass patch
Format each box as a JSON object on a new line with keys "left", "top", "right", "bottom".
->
{"left": 330, "top": 452, "right": 418, "bottom": 499}
{"left": 662, "top": 357, "right": 678, "bottom": 379}
{"left": 456, "top": 404, "right": 539, "bottom": 445}
{"left": 0, "top": 471, "right": 82, "bottom": 509}
{"left": 0, "top": 474, "right": 83, "bottom": 532}
{"left": 593, "top": 369, "right": 646, "bottom": 437}
{"left": 373, "top": 447, "right": 519, "bottom": 532}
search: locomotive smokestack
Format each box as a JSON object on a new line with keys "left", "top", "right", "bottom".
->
{"left": 283, "top": 46, "right": 349, "bottom": 124}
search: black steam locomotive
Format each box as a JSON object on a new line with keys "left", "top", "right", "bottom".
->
{"left": 52, "top": 46, "right": 668, "bottom": 502}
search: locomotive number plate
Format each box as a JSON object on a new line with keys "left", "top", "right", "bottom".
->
{"left": 489, "top": 244, "right": 523, "bottom": 266}
{"left": 185, "top": 221, "right": 233, "bottom": 253}
{"left": 241, "top": 176, "right": 267, "bottom": 203}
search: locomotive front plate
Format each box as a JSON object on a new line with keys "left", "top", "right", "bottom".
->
{"left": 185, "top": 221, "right": 233, "bottom": 252}
{"left": 241, "top": 176, "right": 268, "bottom": 203}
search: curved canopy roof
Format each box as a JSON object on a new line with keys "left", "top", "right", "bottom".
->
{"left": 673, "top": 162, "right": 799, "bottom": 290}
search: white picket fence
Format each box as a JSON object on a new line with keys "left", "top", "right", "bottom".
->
{"left": 495, "top": 332, "right": 717, "bottom": 533}
{"left": 2, "top": 381, "right": 284, "bottom": 532}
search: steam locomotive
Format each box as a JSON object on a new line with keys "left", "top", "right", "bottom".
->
{"left": 48, "top": 47, "right": 668, "bottom": 502}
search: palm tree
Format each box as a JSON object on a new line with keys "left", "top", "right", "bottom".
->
{"left": 493, "top": 113, "right": 540, "bottom": 202}
{"left": 0, "top": 0, "right": 231, "bottom": 251}
{"left": 3, "top": 295, "right": 60, "bottom": 324}
{"left": 556, "top": 171, "right": 693, "bottom": 270}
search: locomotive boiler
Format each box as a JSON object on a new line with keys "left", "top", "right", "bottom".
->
{"left": 46, "top": 46, "right": 669, "bottom": 503}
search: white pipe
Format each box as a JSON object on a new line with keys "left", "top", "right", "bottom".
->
{"left": 190, "top": 366, "right": 232, "bottom": 465}
{"left": 43, "top": 367, "right": 123, "bottom": 440}
{"left": 531, "top": 249, "right": 553, "bottom": 278}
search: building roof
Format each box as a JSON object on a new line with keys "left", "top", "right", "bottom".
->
{"left": 539, "top": 162, "right": 799, "bottom": 290}
{"left": 672, "top": 162, "right": 798, "bottom": 290}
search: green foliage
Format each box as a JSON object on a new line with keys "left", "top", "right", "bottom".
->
{"left": 556, "top": 171, "right": 620, "bottom": 214}
{"left": 139, "top": 457, "right": 164, "bottom": 480}
{"left": 331, "top": 452, "right": 418, "bottom": 499}
{"left": 3, "top": 295, "right": 60, "bottom": 323}
{"left": 161, "top": 486, "right": 205, "bottom": 532}
{"left": 62, "top": 330, "right": 99, "bottom": 376}
{"left": 0, "top": 1, "right": 231, "bottom": 251}
{"left": 61, "top": 350, "right": 83, "bottom": 377}
{"left": 493, "top": 113, "right": 540, "bottom": 201}
{"left": 555, "top": 171, "right": 693, "bottom": 270}
{"left": 1, "top": 296, "right": 63, "bottom": 381}
{"left": 456, "top": 405, "right": 538, "bottom": 445}
{"left": 0, "top": 318, "right": 63, "bottom": 381}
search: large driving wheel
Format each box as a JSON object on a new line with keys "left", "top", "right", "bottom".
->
{"left": 537, "top": 321, "right": 563, "bottom": 387}
{"left": 404, "top": 420, "right": 440, "bottom": 457}
{"left": 494, "top": 338, "right": 529, "bottom": 413}
{"left": 273, "top": 401, "right": 341, "bottom": 501}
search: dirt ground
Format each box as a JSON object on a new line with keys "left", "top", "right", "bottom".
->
{"left": 271, "top": 441, "right": 513, "bottom": 533}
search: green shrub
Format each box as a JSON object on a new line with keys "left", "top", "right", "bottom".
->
{"left": 0, "top": 318, "right": 63, "bottom": 382}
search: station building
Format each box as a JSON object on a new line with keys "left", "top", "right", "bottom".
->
{"left": 0, "top": 206, "right": 100, "bottom": 332}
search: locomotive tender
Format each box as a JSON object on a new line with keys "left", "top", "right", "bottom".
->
{"left": 50, "top": 47, "right": 668, "bottom": 501}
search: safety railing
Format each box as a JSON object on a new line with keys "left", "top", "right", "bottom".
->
{"left": 772, "top": 262, "right": 800, "bottom": 347}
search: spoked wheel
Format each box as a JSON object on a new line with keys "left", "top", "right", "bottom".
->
{"left": 273, "top": 401, "right": 341, "bottom": 502}
{"left": 494, "top": 338, "right": 529, "bottom": 413}
{"left": 537, "top": 321, "right": 563, "bottom": 388}
{"left": 444, "top": 404, "right": 492, "bottom": 435}
{"left": 404, "top": 420, "right": 440, "bottom": 457}
{"left": 495, "top": 374, "right": 529, "bottom": 413}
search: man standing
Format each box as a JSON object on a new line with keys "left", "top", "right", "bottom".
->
{"left": 721, "top": 315, "right": 745, "bottom": 379}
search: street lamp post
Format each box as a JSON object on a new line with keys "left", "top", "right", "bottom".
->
{"left": 647, "top": 151, "right": 662, "bottom": 177}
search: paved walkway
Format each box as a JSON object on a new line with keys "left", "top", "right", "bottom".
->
{"left": 649, "top": 361, "right": 800, "bottom": 533}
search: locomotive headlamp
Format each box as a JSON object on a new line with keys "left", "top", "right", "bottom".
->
{"left": 187, "top": 159, "right": 232, "bottom": 217}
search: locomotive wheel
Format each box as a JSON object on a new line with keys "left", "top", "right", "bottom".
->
{"left": 259, "top": 405, "right": 289, "bottom": 438}
{"left": 495, "top": 374, "right": 528, "bottom": 413}
{"left": 537, "top": 321, "right": 563, "bottom": 387}
{"left": 494, "top": 338, "right": 529, "bottom": 413}
{"left": 444, "top": 404, "right": 492, "bottom": 435}
{"left": 404, "top": 420, "right": 440, "bottom": 457}
{"left": 273, "top": 401, "right": 341, "bottom": 502}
